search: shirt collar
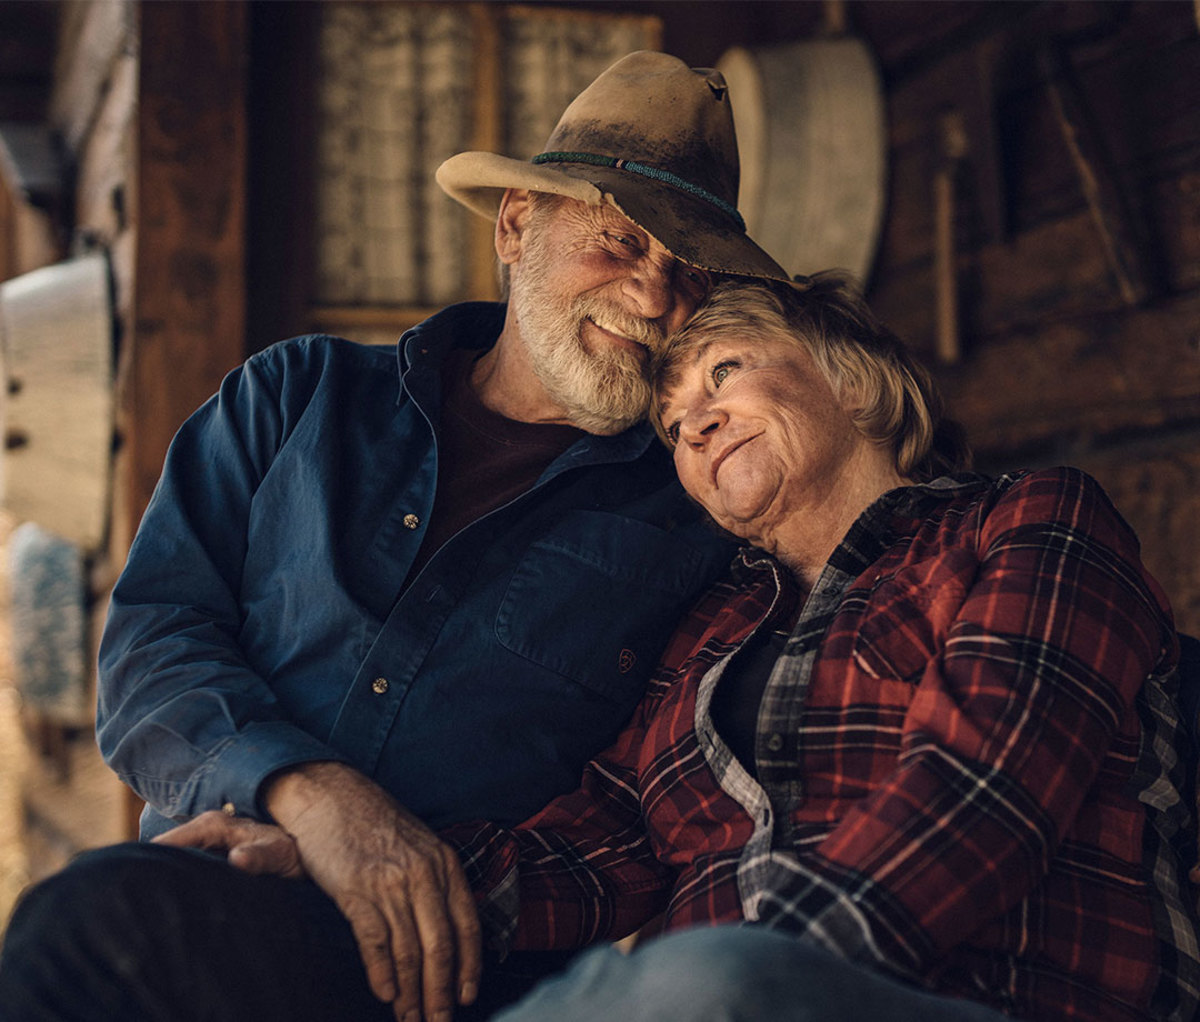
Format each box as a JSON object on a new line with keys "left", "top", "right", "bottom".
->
{"left": 394, "top": 300, "right": 659, "bottom": 467}
{"left": 397, "top": 301, "right": 506, "bottom": 403}
{"left": 732, "top": 472, "right": 994, "bottom": 586}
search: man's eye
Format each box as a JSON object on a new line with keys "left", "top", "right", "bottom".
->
{"left": 609, "top": 233, "right": 639, "bottom": 250}
{"left": 712, "top": 361, "right": 736, "bottom": 386}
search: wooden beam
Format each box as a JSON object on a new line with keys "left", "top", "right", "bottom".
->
{"left": 128, "top": 0, "right": 247, "bottom": 530}
{"left": 467, "top": 3, "right": 503, "bottom": 300}
{"left": 1040, "top": 40, "right": 1157, "bottom": 307}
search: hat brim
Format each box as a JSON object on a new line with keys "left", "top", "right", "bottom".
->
{"left": 436, "top": 152, "right": 794, "bottom": 284}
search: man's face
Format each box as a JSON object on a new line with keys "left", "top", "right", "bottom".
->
{"left": 508, "top": 197, "right": 711, "bottom": 435}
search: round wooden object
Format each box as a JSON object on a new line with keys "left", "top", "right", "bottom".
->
{"left": 0, "top": 252, "right": 114, "bottom": 550}
{"left": 718, "top": 38, "right": 887, "bottom": 283}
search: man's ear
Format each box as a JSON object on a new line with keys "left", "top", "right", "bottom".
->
{"left": 495, "top": 189, "right": 533, "bottom": 266}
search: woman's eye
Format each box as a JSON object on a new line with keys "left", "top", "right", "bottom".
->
{"left": 664, "top": 422, "right": 681, "bottom": 444}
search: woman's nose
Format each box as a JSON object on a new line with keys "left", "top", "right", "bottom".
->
{"left": 678, "top": 404, "right": 726, "bottom": 446}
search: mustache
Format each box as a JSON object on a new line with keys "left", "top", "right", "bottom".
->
{"left": 573, "top": 296, "right": 665, "bottom": 350}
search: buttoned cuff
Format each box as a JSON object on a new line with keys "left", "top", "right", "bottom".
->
{"left": 205, "top": 720, "right": 355, "bottom": 822}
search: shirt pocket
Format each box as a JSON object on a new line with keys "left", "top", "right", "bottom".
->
{"left": 850, "top": 569, "right": 967, "bottom": 685}
{"left": 496, "top": 510, "right": 714, "bottom": 702}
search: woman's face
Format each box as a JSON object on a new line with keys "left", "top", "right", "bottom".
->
{"left": 656, "top": 332, "right": 865, "bottom": 545}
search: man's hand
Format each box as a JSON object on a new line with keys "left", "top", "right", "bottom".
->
{"left": 154, "top": 812, "right": 306, "bottom": 878}
{"left": 264, "top": 761, "right": 482, "bottom": 1022}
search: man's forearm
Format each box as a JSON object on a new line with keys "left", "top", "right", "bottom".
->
{"left": 262, "top": 759, "right": 358, "bottom": 830}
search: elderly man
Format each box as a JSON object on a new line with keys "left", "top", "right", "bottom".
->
{"left": 0, "top": 53, "right": 790, "bottom": 1022}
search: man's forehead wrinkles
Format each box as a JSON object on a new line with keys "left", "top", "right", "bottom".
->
{"left": 590, "top": 204, "right": 647, "bottom": 237}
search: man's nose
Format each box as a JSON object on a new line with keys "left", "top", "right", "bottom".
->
{"left": 621, "top": 256, "right": 681, "bottom": 324}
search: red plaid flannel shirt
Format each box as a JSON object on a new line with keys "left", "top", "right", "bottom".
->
{"left": 448, "top": 469, "right": 1199, "bottom": 1021}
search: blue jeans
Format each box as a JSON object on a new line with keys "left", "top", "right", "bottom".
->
{"left": 0, "top": 842, "right": 569, "bottom": 1021}
{"left": 495, "top": 925, "right": 1014, "bottom": 1022}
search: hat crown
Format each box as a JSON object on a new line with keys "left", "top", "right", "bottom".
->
{"left": 435, "top": 50, "right": 793, "bottom": 282}
{"left": 540, "top": 51, "right": 740, "bottom": 209}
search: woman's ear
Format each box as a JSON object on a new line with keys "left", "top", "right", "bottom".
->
{"left": 495, "top": 189, "right": 534, "bottom": 266}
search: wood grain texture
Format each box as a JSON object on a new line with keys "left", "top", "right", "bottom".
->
{"left": 129, "top": 0, "right": 247, "bottom": 530}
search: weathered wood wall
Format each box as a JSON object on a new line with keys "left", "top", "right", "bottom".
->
{"left": 870, "top": 2, "right": 1200, "bottom": 637}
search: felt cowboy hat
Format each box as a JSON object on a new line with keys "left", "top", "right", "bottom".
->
{"left": 436, "top": 50, "right": 794, "bottom": 284}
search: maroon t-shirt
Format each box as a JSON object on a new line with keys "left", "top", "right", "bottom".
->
{"left": 406, "top": 348, "right": 584, "bottom": 584}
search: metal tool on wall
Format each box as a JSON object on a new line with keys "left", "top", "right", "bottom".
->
{"left": 1040, "top": 38, "right": 1157, "bottom": 308}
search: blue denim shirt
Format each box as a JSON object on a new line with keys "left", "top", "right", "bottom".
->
{"left": 97, "top": 302, "right": 734, "bottom": 838}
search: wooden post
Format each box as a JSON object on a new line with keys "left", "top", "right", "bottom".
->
{"left": 467, "top": 3, "right": 503, "bottom": 300}
{"left": 129, "top": 0, "right": 247, "bottom": 526}
{"left": 1040, "top": 40, "right": 1156, "bottom": 307}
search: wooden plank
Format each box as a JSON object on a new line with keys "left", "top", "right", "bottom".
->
{"left": 882, "top": 2, "right": 1196, "bottom": 150}
{"left": 1041, "top": 39, "right": 1155, "bottom": 306}
{"left": 872, "top": 155, "right": 1200, "bottom": 345}
{"left": 858, "top": 0, "right": 1029, "bottom": 83}
{"left": 74, "top": 51, "right": 136, "bottom": 242}
{"left": 878, "top": 9, "right": 1200, "bottom": 277}
{"left": 879, "top": 52, "right": 1200, "bottom": 275}
{"left": 933, "top": 289, "right": 1200, "bottom": 458}
{"left": 245, "top": 1, "right": 319, "bottom": 349}
{"left": 50, "top": 0, "right": 134, "bottom": 152}
{"left": 129, "top": 0, "right": 247, "bottom": 529}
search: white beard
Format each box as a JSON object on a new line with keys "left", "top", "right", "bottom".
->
{"left": 510, "top": 237, "right": 664, "bottom": 436}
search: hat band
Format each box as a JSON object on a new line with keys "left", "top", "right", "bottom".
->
{"left": 532, "top": 151, "right": 746, "bottom": 233}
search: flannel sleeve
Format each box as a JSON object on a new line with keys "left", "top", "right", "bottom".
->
{"left": 443, "top": 690, "right": 675, "bottom": 954}
{"left": 746, "top": 468, "right": 1176, "bottom": 979}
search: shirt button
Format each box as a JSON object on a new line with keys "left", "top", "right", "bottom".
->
{"left": 765, "top": 732, "right": 784, "bottom": 753}
{"left": 221, "top": 801, "right": 236, "bottom": 816}
{"left": 402, "top": 514, "right": 420, "bottom": 530}
{"left": 372, "top": 677, "right": 389, "bottom": 695}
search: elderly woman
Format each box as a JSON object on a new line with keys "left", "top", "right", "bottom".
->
{"left": 156, "top": 276, "right": 1198, "bottom": 1021}
{"left": 446, "top": 275, "right": 1199, "bottom": 1022}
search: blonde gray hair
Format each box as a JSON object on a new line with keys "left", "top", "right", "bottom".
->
{"left": 651, "top": 273, "right": 969, "bottom": 482}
